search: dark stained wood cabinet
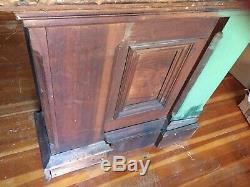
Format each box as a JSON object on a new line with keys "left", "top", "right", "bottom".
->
{"left": 104, "top": 17, "right": 217, "bottom": 132}
{"left": 16, "top": 4, "right": 231, "bottom": 178}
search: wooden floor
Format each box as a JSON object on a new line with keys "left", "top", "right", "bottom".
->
{"left": 0, "top": 18, "right": 250, "bottom": 186}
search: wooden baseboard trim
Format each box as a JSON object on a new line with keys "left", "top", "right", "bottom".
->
{"left": 0, "top": 100, "right": 39, "bottom": 117}
{"left": 35, "top": 113, "right": 198, "bottom": 179}
{"left": 35, "top": 112, "right": 113, "bottom": 180}
{"left": 167, "top": 117, "right": 198, "bottom": 130}
{"left": 105, "top": 118, "right": 165, "bottom": 153}
{"left": 34, "top": 112, "right": 51, "bottom": 168}
{"left": 157, "top": 118, "right": 199, "bottom": 148}
{"left": 44, "top": 141, "right": 112, "bottom": 180}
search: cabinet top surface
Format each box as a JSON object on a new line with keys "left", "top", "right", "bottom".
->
{"left": 0, "top": 0, "right": 246, "bottom": 13}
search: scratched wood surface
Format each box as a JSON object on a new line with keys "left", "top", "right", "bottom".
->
{"left": 1, "top": 62, "right": 250, "bottom": 187}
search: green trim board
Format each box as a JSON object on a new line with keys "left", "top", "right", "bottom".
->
{"left": 172, "top": 13, "right": 250, "bottom": 121}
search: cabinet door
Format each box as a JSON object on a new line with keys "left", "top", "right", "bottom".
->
{"left": 104, "top": 17, "right": 219, "bottom": 131}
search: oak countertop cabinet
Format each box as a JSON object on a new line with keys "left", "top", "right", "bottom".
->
{"left": 23, "top": 13, "right": 224, "bottom": 178}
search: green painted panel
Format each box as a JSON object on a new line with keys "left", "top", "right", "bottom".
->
{"left": 172, "top": 14, "right": 250, "bottom": 121}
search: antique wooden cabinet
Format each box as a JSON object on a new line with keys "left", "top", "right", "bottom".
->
{"left": 14, "top": 1, "right": 242, "bottom": 179}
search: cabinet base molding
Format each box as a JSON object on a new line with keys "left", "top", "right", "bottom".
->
{"left": 44, "top": 141, "right": 112, "bottom": 180}
{"left": 35, "top": 112, "right": 113, "bottom": 180}
{"left": 105, "top": 118, "right": 165, "bottom": 153}
{"left": 35, "top": 112, "right": 198, "bottom": 179}
{"left": 157, "top": 117, "right": 198, "bottom": 148}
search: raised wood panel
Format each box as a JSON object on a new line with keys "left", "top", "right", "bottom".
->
{"left": 114, "top": 40, "right": 194, "bottom": 119}
{"left": 104, "top": 39, "right": 208, "bottom": 131}
{"left": 126, "top": 45, "right": 180, "bottom": 105}
{"left": 104, "top": 17, "right": 220, "bottom": 131}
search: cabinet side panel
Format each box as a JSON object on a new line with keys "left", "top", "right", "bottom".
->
{"left": 46, "top": 25, "right": 110, "bottom": 152}
{"left": 27, "top": 28, "right": 59, "bottom": 151}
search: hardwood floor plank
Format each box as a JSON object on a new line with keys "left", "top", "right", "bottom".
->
{"left": 180, "top": 157, "right": 250, "bottom": 187}
{"left": 0, "top": 100, "right": 39, "bottom": 118}
{"left": 97, "top": 129, "right": 250, "bottom": 187}
{"left": 208, "top": 73, "right": 245, "bottom": 104}
{"left": 44, "top": 119, "right": 250, "bottom": 187}
{"left": 0, "top": 112, "right": 38, "bottom": 158}
{"left": 0, "top": 149, "right": 42, "bottom": 179}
